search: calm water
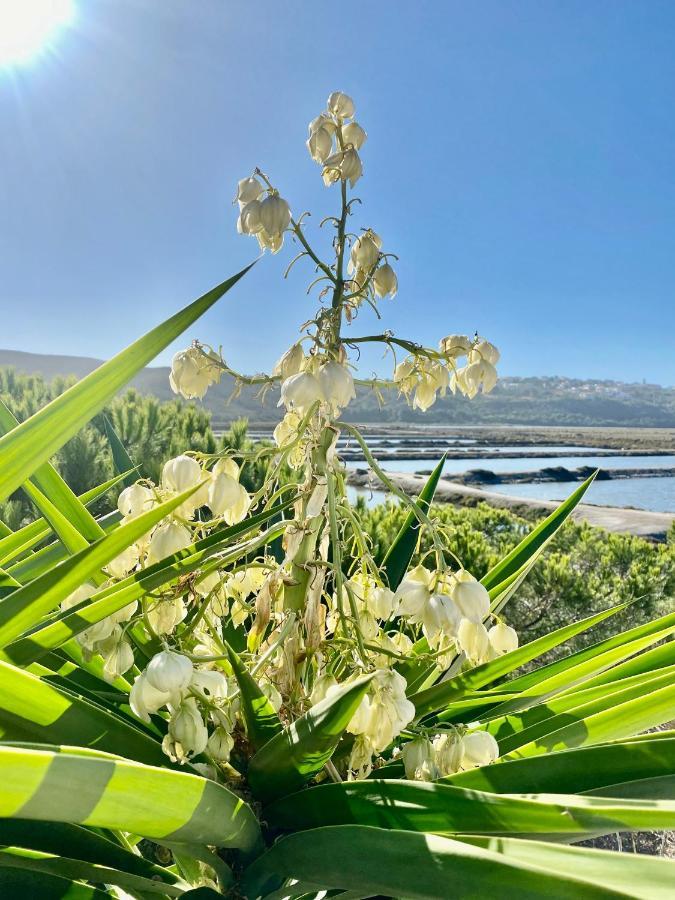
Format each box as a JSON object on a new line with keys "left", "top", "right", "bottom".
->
{"left": 488, "top": 478, "right": 675, "bottom": 514}
{"left": 346, "top": 455, "right": 675, "bottom": 475}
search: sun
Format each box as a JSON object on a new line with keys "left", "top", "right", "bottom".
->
{"left": 0, "top": 0, "right": 75, "bottom": 67}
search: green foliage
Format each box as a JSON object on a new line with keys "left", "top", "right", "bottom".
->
{"left": 355, "top": 497, "right": 674, "bottom": 650}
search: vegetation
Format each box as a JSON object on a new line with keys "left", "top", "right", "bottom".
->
{"left": 0, "top": 91, "right": 674, "bottom": 899}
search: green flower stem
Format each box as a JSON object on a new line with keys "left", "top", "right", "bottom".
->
{"left": 336, "top": 421, "right": 447, "bottom": 571}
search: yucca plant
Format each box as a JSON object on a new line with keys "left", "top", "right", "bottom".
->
{"left": 0, "top": 90, "right": 674, "bottom": 899}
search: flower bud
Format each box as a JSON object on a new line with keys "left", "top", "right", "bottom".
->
{"left": 488, "top": 622, "right": 519, "bottom": 655}
{"left": 207, "top": 727, "right": 234, "bottom": 762}
{"left": 278, "top": 371, "right": 323, "bottom": 414}
{"left": 327, "top": 90, "right": 355, "bottom": 119}
{"left": 307, "top": 126, "right": 333, "bottom": 163}
{"left": 145, "top": 649, "right": 193, "bottom": 698}
{"left": 273, "top": 343, "right": 305, "bottom": 380}
{"left": 236, "top": 176, "right": 263, "bottom": 205}
{"left": 317, "top": 361, "right": 356, "bottom": 414}
{"left": 373, "top": 263, "right": 398, "bottom": 298}
{"left": 342, "top": 121, "right": 367, "bottom": 149}
{"left": 460, "top": 731, "right": 499, "bottom": 769}
{"left": 258, "top": 194, "right": 292, "bottom": 238}
{"left": 147, "top": 522, "right": 192, "bottom": 564}
{"left": 402, "top": 736, "right": 438, "bottom": 781}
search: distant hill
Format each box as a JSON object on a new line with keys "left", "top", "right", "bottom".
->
{"left": 1, "top": 348, "right": 674, "bottom": 428}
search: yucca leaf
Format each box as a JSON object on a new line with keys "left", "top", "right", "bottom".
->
{"left": 0, "top": 661, "right": 166, "bottom": 764}
{"left": 100, "top": 413, "right": 140, "bottom": 486}
{"left": 0, "top": 817, "right": 174, "bottom": 884}
{"left": 0, "top": 481, "right": 202, "bottom": 649}
{"left": 382, "top": 454, "right": 446, "bottom": 589}
{"left": 0, "top": 400, "right": 105, "bottom": 543}
{"left": 3, "top": 504, "right": 290, "bottom": 667}
{"left": 504, "top": 678, "right": 675, "bottom": 759}
{"left": 264, "top": 778, "right": 675, "bottom": 838}
{"left": 0, "top": 744, "right": 261, "bottom": 851}
{"left": 0, "top": 475, "right": 125, "bottom": 568}
{"left": 0, "top": 868, "right": 110, "bottom": 898}
{"left": 0, "top": 265, "right": 253, "bottom": 505}
{"left": 248, "top": 674, "right": 373, "bottom": 802}
{"left": 242, "top": 824, "right": 649, "bottom": 900}
{"left": 0, "top": 847, "right": 185, "bottom": 897}
{"left": 504, "top": 608, "right": 675, "bottom": 693}
{"left": 480, "top": 473, "right": 596, "bottom": 594}
{"left": 441, "top": 735, "right": 675, "bottom": 796}
{"left": 485, "top": 665, "right": 675, "bottom": 752}
{"left": 458, "top": 836, "right": 675, "bottom": 900}
{"left": 411, "top": 602, "right": 628, "bottom": 718}
{"left": 223, "top": 641, "right": 282, "bottom": 751}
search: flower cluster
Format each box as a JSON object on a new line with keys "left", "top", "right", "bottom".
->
{"left": 400, "top": 729, "right": 499, "bottom": 781}
{"left": 306, "top": 91, "right": 365, "bottom": 188}
{"left": 102, "top": 91, "right": 513, "bottom": 787}
{"left": 235, "top": 175, "right": 292, "bottom": 254}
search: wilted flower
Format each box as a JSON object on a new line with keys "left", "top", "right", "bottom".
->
{"left": 169, "top": 346, "right": 222, "bottom": 400}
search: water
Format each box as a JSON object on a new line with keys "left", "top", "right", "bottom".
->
{"left": 346, "top": 455, "right": 675, "bottom": 476}
{"left": 488, "top": 478, "right": 675, "bottom": 514}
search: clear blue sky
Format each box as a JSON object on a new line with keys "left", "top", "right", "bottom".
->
{"left": 1, "top": 0, "right": 674, "bottom": 384}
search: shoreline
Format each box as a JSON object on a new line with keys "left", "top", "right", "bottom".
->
{"left": 347, "top": 470, "right": 675, "bottom": 542}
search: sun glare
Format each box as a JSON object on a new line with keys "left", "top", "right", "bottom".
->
{"left": 0, "top": 0, "right": 75, "bottom": 67}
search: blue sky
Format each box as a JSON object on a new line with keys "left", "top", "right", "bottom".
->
{"left": 1, "top": 0, "right": 674, "bottom": 384}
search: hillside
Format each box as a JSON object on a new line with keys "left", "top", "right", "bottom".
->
{"left": 1, "top": 348, "right": 674, "bottom": 428}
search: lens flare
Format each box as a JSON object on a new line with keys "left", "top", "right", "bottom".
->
{"left": 0, "top": 0, "right": 75, "bottom": 67}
